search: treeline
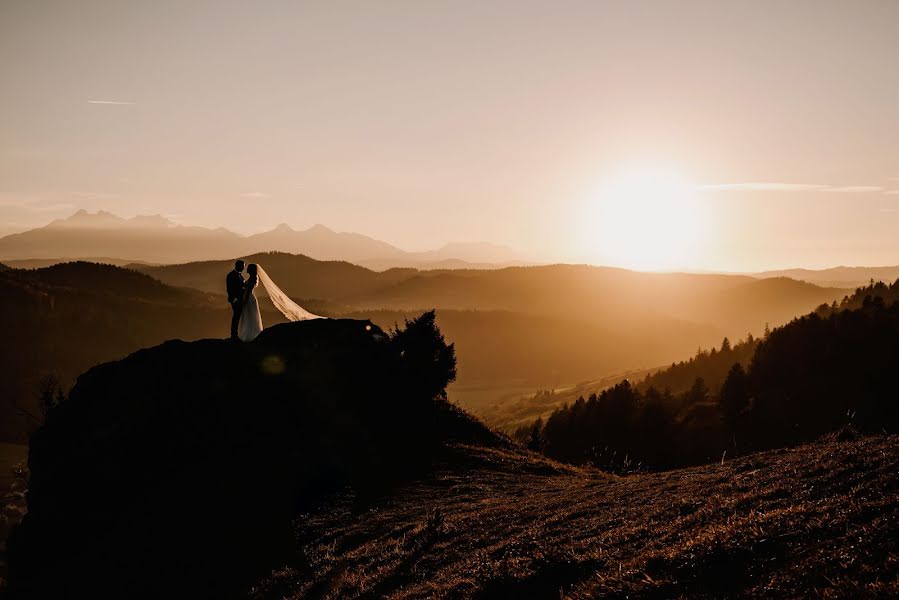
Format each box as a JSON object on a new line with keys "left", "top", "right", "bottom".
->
{"left": 521, "top": 280, "right": 899, "bottom": 472}
{"left": 637, "top": 334, "right": 760, "bottom": 396}
{"left": 814, "top": 278, "right": 899, "bottom": 316}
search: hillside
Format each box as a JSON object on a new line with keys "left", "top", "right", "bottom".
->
{"left": 138, "top": 252, "right": 416, "bottom": 301}
{"left": 143, "top": 258, "right": 846, "bottom": 337}
{"left": 0, "top": 257, "right": 156, "bottom": 270}
{"left": 0, "top": 263, "right": 283, "bottom": 442}
{"left": 501, "top": 279, "right": 899, "bottom": 444}
{"left": 5, "top": 317, "right": 898, "bottom": 598}
{"left": 249, "top": 434, "right": 899, "bottom": 599}
{"left": 5, "top": 316, "right": 470, "bottom": 598}
{"left": 100, "top": 257, "right": 854, "bottom": 392}
{"left": 0, "top": 261, "right": 209, "bottom": 304}
{"left": 641, "top": 278, "right": 899, "bottom": 397}
{"left": 637, "top": 335, "right": 760, "bottom": 396}
{"left": 141, "top": 256, "right": 847, "bottom": 368}
{"left": 0, "top": 261, "right": 712, "bottom": 443}
{"left": 0, "top": 257, "right": 848, "bottom": 443}
{"left": 756, "top": 265, "right": 899, "bottom": 288}
{"left": 532, "top": 287, "right": 899, "bottom": 472}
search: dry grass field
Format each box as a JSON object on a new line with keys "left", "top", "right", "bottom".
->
{"left": 251, "top": 433, "right": 899, "bottom": 599}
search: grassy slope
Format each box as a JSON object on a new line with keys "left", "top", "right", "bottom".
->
{"left": 251, "top": 434, "right": 899, "bottom": 599}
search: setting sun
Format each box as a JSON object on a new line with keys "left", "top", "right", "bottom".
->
{"left": 581, "top": 167, "right": 707, "bottom": 271}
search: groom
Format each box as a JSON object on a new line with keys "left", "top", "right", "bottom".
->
{"left": 226, "top": 259, "right": 246, "bottom": 340}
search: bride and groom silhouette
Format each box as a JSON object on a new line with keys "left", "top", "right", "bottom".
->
{"left": 226, "top": 259, "right": 323, "bottom": 341}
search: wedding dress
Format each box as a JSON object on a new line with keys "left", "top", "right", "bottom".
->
{"left": 238, "top": 265, "right": 324, "bottom": 342}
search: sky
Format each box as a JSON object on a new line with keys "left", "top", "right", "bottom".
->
{"left": 1, "top": 0, "right": 898, "bottom": 271}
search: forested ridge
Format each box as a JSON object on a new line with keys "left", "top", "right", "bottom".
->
{"left": 524, "top": 280, "right": 899, "bottom": 471}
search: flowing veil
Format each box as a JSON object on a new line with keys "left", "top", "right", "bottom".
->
{"left": 257, "top": 266, "right": 325, "bottom": 321}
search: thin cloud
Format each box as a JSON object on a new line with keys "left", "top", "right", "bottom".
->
{"left": 241, "top": 192, "right": 269, "bottom": 198}
{"left": 823, "top": 185, "right": 883, "bottom": 193}
{"left": 700, "top": 183, "right": 826, "bottom": 192}
{"left": 885, "top": 190, "right": 899, "bottom": 195}
{"left": 87, "top": 100, "right": 136, "bottom": 105}
{"left": 700, "top": 182, "right": 884, "bottom": 193}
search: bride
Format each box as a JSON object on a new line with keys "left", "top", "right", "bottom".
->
{"left": 238, "top": 263, "right": 324, "bottom": 342}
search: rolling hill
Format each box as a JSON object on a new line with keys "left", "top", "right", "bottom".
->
{"left": 754, "top": 265, "right": 899, "bottom": 288}
{"left": 0, "top": 262, "right": 279, "bottom": 442}
{"left": 138, "top": 252, "right": 415, "bottom": 302}
{"left": 144, "top": 255, "right": 851, "bottom": 424}
{"left": 141, "top": 254, "right": 848, "bottom": 336}
{"left": 139, "top": 255, "right": 848, "bottom": 410}
{"left": 0, "top": 256, "right": 849, "bottom": 443}
{"left": 0, "top": 257, "right": 157, "bottom": 270}
{"left": 345, "top": 267, "right": 845, "bottom": 337}
{"left": 0, "top": 261, "right": 718, "bottom": 442}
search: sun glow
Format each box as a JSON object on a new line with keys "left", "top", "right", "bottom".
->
{"left": 579, "top": 166, "right": 708, "bottom": 271}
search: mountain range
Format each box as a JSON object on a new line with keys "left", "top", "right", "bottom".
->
{"left": 753, "top": 265, "right": 899, "bottom": 288}
{"left": 0, "top": 209, "right": 526, "bottom": 269}
{"left": 5, "top": 210, "right": 899, "bottom": 285}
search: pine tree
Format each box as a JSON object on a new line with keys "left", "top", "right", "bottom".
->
{"left": 686, "top": 377, "right": 709, "bottom": 405}
{"left": 720, "top": 363, "right": 750, "bottom": 433}
{"left": 527, "top": 418, "right": 543, "bottom": 452}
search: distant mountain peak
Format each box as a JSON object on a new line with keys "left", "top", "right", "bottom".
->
{"left": 47, "top": 209, "right": 178, "bottom": 230}
{"left": 49, "top": 209, "right": 125, "bottom": 228}
{"left": 3, "top": 208, "right": 526, "bottom": 267}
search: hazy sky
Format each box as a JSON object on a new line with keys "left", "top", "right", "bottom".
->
{"left": 2, "top": 0, "right": 898, "bottom": 271}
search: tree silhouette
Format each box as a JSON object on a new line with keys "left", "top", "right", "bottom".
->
{"left": 686, "top": 377, "right": 710, "bottom": 405}
{"left": 719, "top": 363, "right": 749, "bottom": 435}
{"left": 526, "top": 418, "right": 543, "bottom": 452}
